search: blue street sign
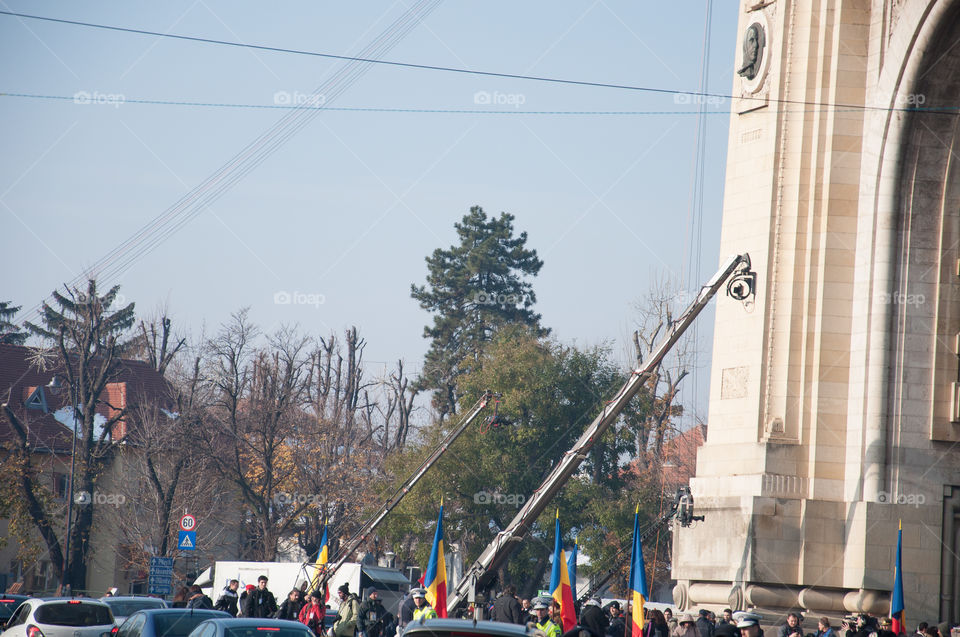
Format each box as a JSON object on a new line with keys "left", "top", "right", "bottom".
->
{"left": 148, "top": 556, "right": 174, "bottom": 595}
{"left": 178, "top": 530, "right": 197, "bottom": 551}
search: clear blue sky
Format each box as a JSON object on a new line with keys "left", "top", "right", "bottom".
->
{"left": 1, "top": 2, "right": 738, "bottom": 424}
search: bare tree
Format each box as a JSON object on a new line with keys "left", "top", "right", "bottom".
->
{"left": 628, "top": 276, "right": 692, "bottom": 468}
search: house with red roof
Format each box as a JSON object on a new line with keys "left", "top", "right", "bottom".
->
{"left": 0, "top": 342, "right": 174, "bottom": 594}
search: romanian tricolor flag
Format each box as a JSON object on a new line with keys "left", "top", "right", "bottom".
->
{"left": 310, "top": 520, "right": 329, "bottom": 600}
{"left": 424, "top": 498, "right": 448, "bottom": 617}
{"left": 567, "top": 537, "right": 578, "bottom": 599}
{"left": 628, "top": 504, "right": 649, "bottom": 636}
{"left": 891, "top": 520, "right": 905, "bottom": 635}
{"left": 549, "top": 510, "right": 577, "bottom": 632}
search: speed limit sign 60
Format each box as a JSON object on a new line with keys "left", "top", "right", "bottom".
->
{"left": 180, "top": 514, "right": 196, "bottom": 531}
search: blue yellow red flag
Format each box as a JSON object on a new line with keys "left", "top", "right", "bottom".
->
{"left": 311, "top": 520, "right": 329, "bottom": 598}
{"left": 424, "top": 498, "right": 448, "bottom": 617}
{"left": 891, "top": 520, "right": 904, "bottom": 635}
{"left": 628, "top": 504, "right": 649, "bottom": 636}
{"left": 549, "top": 510, "right": 577, "bottom": 631}
{"left": 567, "top": 537, "right": 578, "bottom": 598}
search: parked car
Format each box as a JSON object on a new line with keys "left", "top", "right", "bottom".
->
{"left": 0, "top": 598, "right": 114, "bottom": 637}
{"left": 184, "top": 618, "right": 314, "bottom": 637}
{"left": 99, "top": 598, "right": 168, "bottom": 626}
{"left": 0, "top": 596, "right": 31, "bottom": 626}
{"left": 401, "top": 618, "right": 539, "bottom": 637}
{"left": 113, "top": 608, "right": 231, "bottom": 637}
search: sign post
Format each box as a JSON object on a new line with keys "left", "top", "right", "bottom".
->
{"left": 178, "top": 514, "right": 197, "bottom": 551}
{"left": 148, "top": 556, "right": 174, "bottom": 596}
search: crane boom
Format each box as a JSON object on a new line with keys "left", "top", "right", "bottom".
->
{"left": 306, "top": 391, "right": 495, "bottom": 585}
{"left": 448, "top": 254, "right": 753, "bottom": 614}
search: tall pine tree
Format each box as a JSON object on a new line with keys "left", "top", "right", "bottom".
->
{"left": 411, "top": 206, "right": 547, "bottom": 418}
{"left": 13, "top": 280, "right": 135, "bottom": 590}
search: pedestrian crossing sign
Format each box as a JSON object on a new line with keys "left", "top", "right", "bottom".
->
{"left": 178, "top": 530, "right": 196, "bottom": 550}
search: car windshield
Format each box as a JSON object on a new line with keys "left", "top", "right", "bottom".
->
{"left": 35, "top": 603, "right": 114, "bottom": 627}
{"left": 224, "top": 627, "right": 313, "bottom": 637}
{"left": 106, "top": 601, "right": 166, "bottom": 617}
{"left": 154, "top": 613, "right": 225, "bottom": 637}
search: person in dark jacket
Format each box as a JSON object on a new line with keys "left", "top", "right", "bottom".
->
{"left": 398, "top": 591, "right": 416, "bottom": 629}
{"left": 491, "top": 586, "right": 524, "bottom": 625}
{"left": 244, "top": 575, "right": 279, "bottom": 618}
{"left": 697, "top": 610, "right": 715, "bottom": 637}
{"left": 276, "top": 589, "right": 304, "bottom": 621}
{"left": 580, "top": 598, "right": 609, "bottom": 637}
{"left": 186, "top": 585, "right": 214, "bottom": 610}
{"left": 606, "top": 602, "right": 626, "bottom": 637}
{"left": 215, "top": 580, "right": 240, "bottom": 616}
{"left": 778, "top": 614, "right": 803, "bottom": 637}
{"left": 358, "top": 588, "right": 388, "bottom": 637}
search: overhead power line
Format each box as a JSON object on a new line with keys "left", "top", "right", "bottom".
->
{"left": 0, "top": 9, "right": 954, "bottom": 116}
{"left": 12, "top": 0, "right": 444, "bottom": 327}
{"left": 4, "top": 91, "right": 952, "bottom": 115}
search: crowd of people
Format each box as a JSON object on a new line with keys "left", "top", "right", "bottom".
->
{"left": 163, "top": 577, "right": 958, "bottom": 637}
{"left": 475, "top": 586, "right": 959, "bottom": 637}
{"left": 170, "top": 575, "right": 393, "bottom": 637}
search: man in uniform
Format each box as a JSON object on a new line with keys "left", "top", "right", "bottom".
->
{"left": 411, "top": 588, "right": 438, "bottom": 622}
{"left": 736, "top": 613, "right": 764, "bottom": 637}
{"left": 533, "top": 597, "right": 561, "bottom": 637}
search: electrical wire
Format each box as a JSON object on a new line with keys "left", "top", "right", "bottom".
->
{"left": 12, "top": 0, "right": 443, "bottom": 327}
{"left": 2, "top": 9, "right": 958, "bottom": 117}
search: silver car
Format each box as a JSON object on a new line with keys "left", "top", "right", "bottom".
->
{"left": 98, "top": 599, "right": 168, "bottom": 627}
{"left": 0, "top": 599, "right": 115, "bottom": 637}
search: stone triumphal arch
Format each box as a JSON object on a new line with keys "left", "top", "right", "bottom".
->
{"left": 673, "top": 0, "right": 960, "bottom": 624}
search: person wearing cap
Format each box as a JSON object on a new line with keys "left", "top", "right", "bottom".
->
{"left": 673, "top": 614, "right": 699, "bottom": 637}
{"left": 300, "top": 590, "right": 327, "bottom": 637}
{"left": 244, "top": 576, "right": 278, "bottom": 618}
{"left": 358, "top": 588, "right": 388, "bottom": 637}
{"left": 411, "top": 588, "right": 438, "bottom": 621}
{"left": 333, "top": 584, "right": 361, "bottom": 637}
{"left": 566, "top": 597, "right": 607, "bottom": 637}
{"left": 735, "top": 613, "right": 763, "bottom": 637}
{"left": 534, "top": 597, "right": 561, "bottom": 637}
{"left": 606, "top": 602, "right": 625, "bottom": 637}
{"left": 877, "top": 618, "right": 896, "bottom": 637}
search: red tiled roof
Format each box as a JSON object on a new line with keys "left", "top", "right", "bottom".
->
{"left": 0, "top": 343, "right": 173, "bottom": 454}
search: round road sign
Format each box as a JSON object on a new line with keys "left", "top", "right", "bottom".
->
{"left": 180, "top": 514, "right": 196, "bottom": 531}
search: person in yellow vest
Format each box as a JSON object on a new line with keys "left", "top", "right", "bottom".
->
{"left": 411, "top": 588, "right": 438, "bottom": 622}
{"left": 533, "top": 597, "right": 561, "bottom": 637}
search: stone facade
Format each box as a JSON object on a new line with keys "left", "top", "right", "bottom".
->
{"left": 672, "top": 0, "right": 960, "bottom": 626}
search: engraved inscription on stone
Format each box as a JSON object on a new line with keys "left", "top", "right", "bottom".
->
{"left": 721, "top": 365, "right": 749, "bottom": 399}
